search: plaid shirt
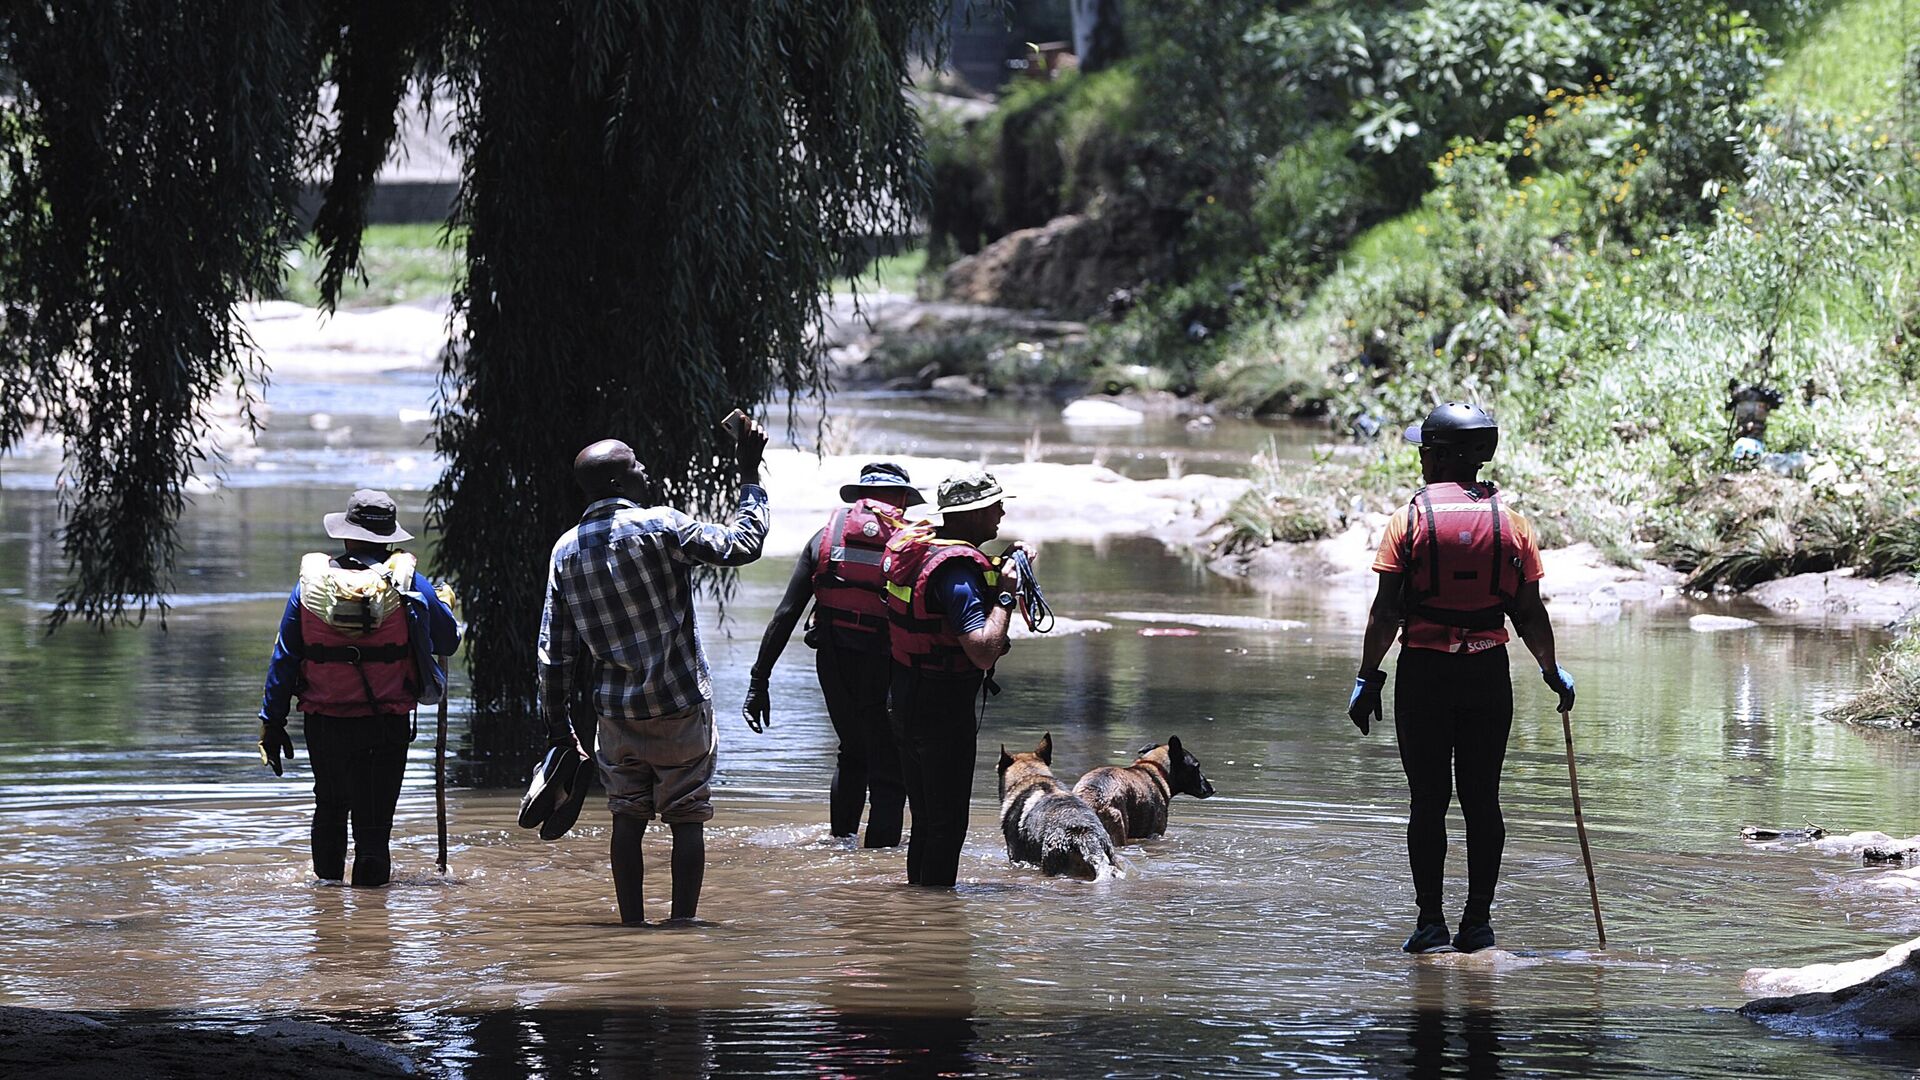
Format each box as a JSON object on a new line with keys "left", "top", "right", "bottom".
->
{"left": 538, "top": 486, "right": 768, "bottom": 724}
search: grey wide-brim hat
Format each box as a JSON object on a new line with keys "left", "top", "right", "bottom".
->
{"left": 839, "top": 461, "right": 925, "bottom": 505}
{"left": 323, "top": 488, "right": 415, "bottom": 544}
{"left": 933, "top": 470, "right": 1015, "bottom": 516}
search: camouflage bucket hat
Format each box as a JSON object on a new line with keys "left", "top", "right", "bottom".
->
{"left": 935, "top": 470, "right": 1014, "bottom": 515}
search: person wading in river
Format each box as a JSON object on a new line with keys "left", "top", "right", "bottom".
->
{"left": 258, "top": 489, "right": 460, "bottom": 887}
{"left": 538, "top": 418, "right": 769, "bottom": 925}
{"left": 881, "top": 471, "right": 1033, "bottom": 888}
{"left": 743, "top": 462, "right": 922, "bottom": 847}
{"left": 1347, "top": 402, "right": 1576, "bottom": 953}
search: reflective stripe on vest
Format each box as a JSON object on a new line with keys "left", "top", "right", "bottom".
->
{"left": 295, "top": 552, "right": 420, "bottom": 717}
{"left": 880, "top": 524, "right": 999, "bottom": 673}
{"left": 1402, "top": 481, "right": 1515, "bottom": 631}
{"left": 812, "top": 500, "right": 902, "bottom": 630}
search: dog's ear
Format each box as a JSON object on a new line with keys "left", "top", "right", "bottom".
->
{"left": 998, "top": 746, "right": 1014, "bottom": 772}
{"left": 1168, "top": 735, "right": 1182, "bottom": 757}
{"left": 1036, "top": 732, "right": 1053, "bottom": 764}
{"left": 1136, "top": 742, "right": 1159, "bottom": 756}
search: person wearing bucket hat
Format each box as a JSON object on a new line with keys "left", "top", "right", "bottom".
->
{"left": 1347, "top": 401, "right": 1572, "bottom": 954}
{"left": 538, "top": 413, "right": 770, "bottom": 925}
{"left": 744, "top": 462, "right": 922, "bottom": 847}
{"left": 879, "top": 469, "right": 1035, "bottom": 887}
{"left": 257, "top": 488, "right": 459, "bottom": 886}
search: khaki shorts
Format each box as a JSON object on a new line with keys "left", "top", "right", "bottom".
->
{"left": 596, "top": 701, "right": 717, "bottom": 823}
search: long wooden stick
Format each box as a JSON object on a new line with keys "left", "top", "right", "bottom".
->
{"left": 435, "top": 661, "right": 449, "bottom": 876}
{"left": 1561, "top": 707, "right": 1606, "bottom": 949}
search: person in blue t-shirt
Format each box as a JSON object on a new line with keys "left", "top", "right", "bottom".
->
{"left": 882, "top": 471, "right": 1034, "bottom": 888}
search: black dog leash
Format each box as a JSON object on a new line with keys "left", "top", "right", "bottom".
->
{"left": 1007, "top": 548, "right": 1054, "bottom": 634}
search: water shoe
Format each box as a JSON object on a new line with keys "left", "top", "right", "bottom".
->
{"left": 1403, "top": 923, "right": 1453, "bottom": 953}
{"left": 1452, "top": 922, "right": 1496, "bottom": 953}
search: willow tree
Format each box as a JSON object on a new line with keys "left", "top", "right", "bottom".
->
{"left": 1, "top": 2, "right": 946, "bottom": 763}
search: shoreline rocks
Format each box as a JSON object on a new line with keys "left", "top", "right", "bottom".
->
{"left": 0, "top": 1006, "right": 418, "bottom": 1077}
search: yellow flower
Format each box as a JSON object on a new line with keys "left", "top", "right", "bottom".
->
{"left": 1520, "top": 176, "right": 1534, "bottom": 185}
{"left": 1523, "top": 280, "right": 1536, "bottom": 291}
{"left": 1620, "top": 273, "right": 1632, "bottom": 285}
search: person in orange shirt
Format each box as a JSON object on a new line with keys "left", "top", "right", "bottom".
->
{"left": 1347, "top": 402, "right": 1576, "bottom": 954}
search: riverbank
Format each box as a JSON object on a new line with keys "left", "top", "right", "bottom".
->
{"left": 0, "top": 1006, "right": 417, "bottom": 1078}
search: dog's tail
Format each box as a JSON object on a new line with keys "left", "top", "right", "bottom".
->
{"left": 1044, "top": 822, "right": 1121, "bottom": 882}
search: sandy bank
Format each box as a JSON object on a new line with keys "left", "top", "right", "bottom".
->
{"left": 241, "top": 299, "right": 454, "bottom": 375}
{"left": 757, "top": 448, "right": 1246, "bottom": 557}
{"left": 1206, "top": 514, "right": 1684, "bottom": 621}
{"left": 0, "top": 1006, "right": 417, "bottom": 1077}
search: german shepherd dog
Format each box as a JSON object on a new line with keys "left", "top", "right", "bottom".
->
{"left": 997, "top": 733, "right": 1117, "bottom": 880}
{"left": 1072, "top": 736, "right": 1217, "bottom": 849}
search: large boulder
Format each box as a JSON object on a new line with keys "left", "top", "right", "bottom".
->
{"left": 1743, "top": 943, "right": 1920, "bottom": 1038}
{"left": 942, "top": 206, "right": 1161, "bottom": 317}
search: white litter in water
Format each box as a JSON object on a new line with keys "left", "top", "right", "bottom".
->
{"left": 1061, "top": 398, "right": 1146, "bottom": 426}
{"left": 1108, "top": 611, "right": 1307, "bottom": 632}
{"left": 1689, "top": 614, "right": 1758, "bottom": 632}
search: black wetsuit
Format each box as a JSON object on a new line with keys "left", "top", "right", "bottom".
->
{"left": 1393, "top": 645, "right": 1514, "bottom": 930}
{"left": 752, "top": 530, "right": 905, "bottom": 846}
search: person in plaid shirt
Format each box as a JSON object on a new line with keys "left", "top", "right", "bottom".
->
{"left": 539, "top": 414, "right": 769, "bottom": 925}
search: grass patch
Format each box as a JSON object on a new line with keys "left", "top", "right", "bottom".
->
{"left": 280, "top": 223, "right": 463, "bottom": 308}
{"left": 1827, "top": 628, "right": 1920, "bottom": 729}
{"left": 1767, "top": 0, "right": 1914, "bottom": 119}
{"left": 837, "top": 247, "right": 930, "bottom": 297}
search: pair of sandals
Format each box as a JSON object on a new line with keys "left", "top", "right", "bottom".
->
{"left": 519, "top": 744, "right": 592, "bottom": 841}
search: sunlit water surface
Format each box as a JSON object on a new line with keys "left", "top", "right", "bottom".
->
{"left": 4, "top": 370, "right": 1920, "bottom": 1077}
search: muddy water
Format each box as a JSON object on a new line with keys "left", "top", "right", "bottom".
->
{"left": 5, "top": 374, "right": 1920, "bottom": 1077}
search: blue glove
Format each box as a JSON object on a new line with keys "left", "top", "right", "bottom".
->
{"left": 1348, "top": 670, "right": 1386, "bottom": 734}
{"left": 1542, "top": 665, "right": 1575, "bottom": 712}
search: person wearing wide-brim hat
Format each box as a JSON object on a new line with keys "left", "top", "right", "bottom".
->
{"left": 745, "top": 462, "right": 924, "bottom": 847}
{"left": 877, "top": 469, "right": 1035, "bottom": 888}
{"left": 257, "top": 488, "right": 459, "bottom": 886}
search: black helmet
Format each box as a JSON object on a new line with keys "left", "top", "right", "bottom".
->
{"left": 1402, "top": 402, "right": 1498, "bottom": 462}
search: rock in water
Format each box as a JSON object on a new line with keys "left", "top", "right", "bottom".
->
{"left": 1689, "top": 614, "right": 1758, "bottom": 632}
{"left": 1743, "top": 947, "right": 1920, "bottom": 1038}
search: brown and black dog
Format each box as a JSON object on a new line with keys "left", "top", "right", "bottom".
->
{"left": 1072, "top": 736, "right": 1216, "bottom": 849}
{"left": 997, "top": 733, "right": 1117, "bottom": 880}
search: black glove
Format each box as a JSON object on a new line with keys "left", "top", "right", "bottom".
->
{"left": 1542, "top": 665, "right": 1576, "bottom": 712}
{"left": 259, "top": 722, "right": 295, "bottom": 776}
{"left": 744, "top": 676, "right": 770, "bottom": 733}
{"left": 1348, "top": 669, "right": 1386, "bottom": 735}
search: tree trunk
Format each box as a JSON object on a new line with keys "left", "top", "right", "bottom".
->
{"left": 1071, "top": 0, "right": 1126, "bottom": 73}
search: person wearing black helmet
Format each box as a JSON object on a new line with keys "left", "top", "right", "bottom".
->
{"left": 1346, "top": 402, "right": 1576, "bottom": 954}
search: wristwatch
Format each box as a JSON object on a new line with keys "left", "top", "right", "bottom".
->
{"left": 996, "top": 591, "right": 1016, "bottom": 610}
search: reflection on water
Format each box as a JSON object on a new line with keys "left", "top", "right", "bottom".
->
{"left": 5, "top": 384, "right": 1920, "bottom": 1076}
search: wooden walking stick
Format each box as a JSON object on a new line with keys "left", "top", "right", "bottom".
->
{"left": 1560, "top": 707, "right": 1606, "bottom": 949}
{"left": 435, "top": 657, "right": 450, "bottom": 876}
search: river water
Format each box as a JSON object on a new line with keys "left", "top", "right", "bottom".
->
{"left": 4, "top": 364, "right": 1920, "bottom": 1077}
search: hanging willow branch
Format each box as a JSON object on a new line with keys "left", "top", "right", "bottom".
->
{"left": 1, "top": 1, "right": 952, "bottom": 765}
{"left": 435, "top": 2, "right": 945, "bottom": 762}
{"left": 0, "top": 1, "right": 328, "bottom": 627}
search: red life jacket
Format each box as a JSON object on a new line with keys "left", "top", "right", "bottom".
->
{"left": 811, "top": 499, "right": 904, "bottom": 633}
{"left": 880, "top": 523, "right": 999, "bottom": 674}
{"left": 1399, "top": 482, "right": 1520, "bottom": 650}
{"left": 295, "top": 552, "right": 420, "bottom": 717}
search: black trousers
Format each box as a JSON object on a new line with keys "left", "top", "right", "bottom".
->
{"left": 888, "top": 666, "right": 983, "bottom": 888}
{"left": 1393, "top": 646, "right": 1514, "bottom": 927}
{"left": 817, "top": 633, "right": 906, "bottom": 846}
{"left": 302, "top": 713, "right": 412, "bottom": 886}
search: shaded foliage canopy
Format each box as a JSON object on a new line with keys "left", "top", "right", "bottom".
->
{"left": 1, "top": 1, "right": 946, "bottom": 759}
